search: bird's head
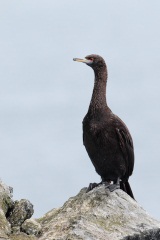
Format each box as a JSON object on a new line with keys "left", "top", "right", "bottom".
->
{"left": 73, "top": 54, "right": 106, "bottom": 71}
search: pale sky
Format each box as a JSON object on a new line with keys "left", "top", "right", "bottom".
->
{"left": 0, "top": 1, "right": 160, "bottom": 219}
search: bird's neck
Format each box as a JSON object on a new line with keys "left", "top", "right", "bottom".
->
{"left": 88, "top": 67, "right": 108, "bottom": 115}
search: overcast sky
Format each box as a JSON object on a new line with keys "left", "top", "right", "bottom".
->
{"left": 0, "top": 1, "right": 160, "bottom": 219}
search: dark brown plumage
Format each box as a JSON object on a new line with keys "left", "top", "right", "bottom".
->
{"left": 73, "top": 54, "right": 135, "bottom": 199}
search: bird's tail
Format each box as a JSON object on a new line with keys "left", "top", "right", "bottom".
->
{"left": 120, "top": 181, "right": 135, "bottom": 200}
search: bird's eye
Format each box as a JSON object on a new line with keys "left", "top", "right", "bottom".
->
{"left": 88, "top": 58, "right": 94, "bottom": 61}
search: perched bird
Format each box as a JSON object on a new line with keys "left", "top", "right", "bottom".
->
{"left": 73, "top": 54, "right": 135, "bottom": 199}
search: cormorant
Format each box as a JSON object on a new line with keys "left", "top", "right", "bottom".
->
{"left": 73, "top": 54, "right": 135, "bottom": 199}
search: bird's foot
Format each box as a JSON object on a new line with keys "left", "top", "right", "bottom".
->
{"left": 105, "top": 178, "right": 120, "bottom": 192}
{"left": 107, "top": 183, "right": 120, "bottom": 192}
{"left": 86, "top": 182, "right": 102, "bottom": 193}
{"left": 103, "top": 181, "right": 111, "bottom": 188}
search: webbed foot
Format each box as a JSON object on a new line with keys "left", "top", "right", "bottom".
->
{"left": 107, "top": 183, "right": 120, "bottom": 192}
{"left": 86, "top": 182, "right": 102, "bottom": 193}
{"left": 105, "top": 177, "right": 120, "bottom": 192}
{"left": 103, "top": 181, "right": 111, "bottom": 188}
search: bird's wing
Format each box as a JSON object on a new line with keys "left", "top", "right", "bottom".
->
{"left": 114, "top": 115, "right": 134, "bottom": 177}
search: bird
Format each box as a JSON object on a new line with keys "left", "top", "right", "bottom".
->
{"left": 73, "top": 54, "right": 135, "bottom": 199}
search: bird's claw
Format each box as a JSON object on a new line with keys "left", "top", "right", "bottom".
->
{"left": 106, "top": 183, "right": 120, "bottom": 192}
{"left": 86, "top": 180, "right": 120, "bottom": 193}
{"left": 86, "top": 182, "right": 102, "bottom": 193}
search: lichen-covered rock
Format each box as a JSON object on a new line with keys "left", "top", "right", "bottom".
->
{"left": 0, "top": 180, "right": 13, "bottom": 239}
{"left": 38, "top": 186, "right": 160, "bottom": 240}
{"left": 21, "top": 219, "right": 42, "bottom": 236}
{"left": 0, "top": 208, "right": 11, "bottom": 239}
{"left": 0, "top": 180, "right": 36, "bottom": 240}
{"left": 0, "top": 180, "right": 13, "bottom": 215}
{"left": 0, "top": 179, "right": 160, "bottom": 240}
{"left": 10, "top": 232, "right": 37, "bottom": 240}
{"left": 7, "top": 199, "right": 34, "bottom": 229}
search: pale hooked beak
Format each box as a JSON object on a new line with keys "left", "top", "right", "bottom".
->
{"left": 73, "top": 58, "right": 92, "bottom": 64}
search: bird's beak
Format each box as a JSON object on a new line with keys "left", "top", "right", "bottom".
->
{"left": 73, "top": 58, "right": 92, "bottom": 64}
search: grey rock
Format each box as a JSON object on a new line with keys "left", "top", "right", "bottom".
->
{"left": 0, "top": 180, "right": 13, "bottom": 239}
{"left": 0, "top": 179, "right": 13, "bottom": 215}
{"left": 0, "top": 209, "right": 11, "bottom": 239}
{"left": 9, "top": 232, "right": 37, "bottom": 240}
{"left": 38, "top": 186, "right": 160, "bottom": 240}
{"left": 0, "top": 180, "right": 36, "bottom": 240}
{"left": 7, "top": 199, "right": 34, "bottom": 228}
{"left": 21, "top": 219, "right": 42, "bottom": 236}
{"left": 0, "top": 179, "right": 160, "bottom": 240}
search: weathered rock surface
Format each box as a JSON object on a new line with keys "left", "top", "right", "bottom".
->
{"left": 0, "top": 179, "right": 160, "bottom": 240}
{"left": 38, "top": 186, "right": 160, "bottom": 240}
{"left": 0, "top": 180, "right": 36, "bottom": 240}
{"left": 0, "top": 180, "right": 13, "bottom": 239}
{"left": 7, "top": 199, "right": 34, "bottom": 229}
{"left": 21, "top": 219, "right": 42, "bottom": 236}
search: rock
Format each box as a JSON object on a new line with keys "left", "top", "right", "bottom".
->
{"left": 21, "top": 219, "right": 42, "bottom": 236}
{"left": 0, "top": 180, "right": 13, "bottom": 239}
{"left": 0, "top": 179, "right": 160, "bottom": 240}
{"left": 0, "top": 180, "right": 13, "bottom": 215}
{"left": 0, "top": 180, "right": 36, "bottom": 240}
{"left": 0, "top": 208, "right": 11, "bottom": 239}
{"left": 7, "top": 199, "right": 34, "bottom": 230}
{"left": 38, "top": 186, "right": 160, "bottom": 240}
{"left": 9, "top": 232, "right": 37, "bottom": 240}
